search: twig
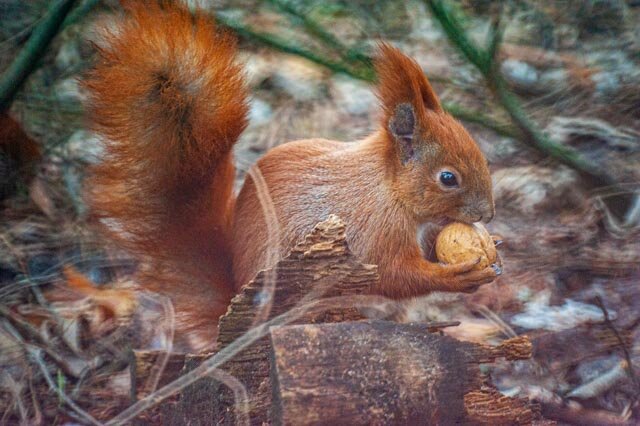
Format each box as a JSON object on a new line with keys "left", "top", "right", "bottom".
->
{"left": 2, "top": 320, "right": 103, "bottom": 426}
{"left": 61, "top": 0, "right": 101, "bottom": 30}
{"left": 623, "top": 194, "right": 640, "bottom": 228}
{"left": 566, "top": 360, "right": 628, "bottom": 400}
{"left": 540, "top": 401, "right": 632, "bottom": 426}
{"left": 247, "top": 166, "right": 282, "bottom": 327}
{"left": 140, "top": 295, "right": 175, "bottom": 396}
{"left": 0, "top": 0, "right": 78, "bottom": 112}
{"left": 425, "top": 0, "right": 621, "bottom": 190}
{"left": 423, "top": 320, "right": 460, "bottom": 333}
{"left": 473, "top": 304, "right": 517, "bottom": 338}
{"left": 28, "top": 376, "right": 44, "bottom": 426}
{"left": 216, "top": 13, "right": 374, "bottom": 81}
{"left": 443, "top": 102, "right": 518, "bottom": 137}
{"left": 593, "top": 296, "right": 640, "bottom": 400}
{"left": 29, "top": 347, "right": 104, "bottom": 426}
{"left": 266, "top": 0, "right": 371, "bottom": 66}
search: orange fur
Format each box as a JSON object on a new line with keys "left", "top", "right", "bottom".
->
{"left": 86, "top": 1, "right": 497, "bottom": 351}
{"left": 83, "top": 0, "right": 247, "bottom": 350}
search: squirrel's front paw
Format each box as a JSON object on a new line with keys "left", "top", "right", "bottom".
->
{"left": 432, "top": 257, "right": 502, "bottom": 293}
{"left": 457, "top": 263, "right": 502, "bottom": 293}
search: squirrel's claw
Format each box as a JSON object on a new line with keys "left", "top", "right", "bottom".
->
{"left": 441, "top": 261, "right": 502, "bottom": 293}
{"left": 458, "top": 266, "right": 498, "bottom": 293}
{"left": 429, "top": 258, "right": 499, "bottom": 293}
{"left": 491, "top": 234, "right": 504, "bottom": 247}
{"left": 491, "top": 263, "right": 502, "bottom": 275}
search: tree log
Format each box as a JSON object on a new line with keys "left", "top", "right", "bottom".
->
{"left": 269, "top": 321, "right": 537, "bottom": 425}
{"left": 161, "top": 215, "right": 379, "bottom": 424}
{"left": 131, "top": 216, "right": 539, "bottom": 424}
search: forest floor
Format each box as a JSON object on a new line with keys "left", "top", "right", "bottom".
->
{"left": 1, "top": 0, "right": 640, "bottom": 424}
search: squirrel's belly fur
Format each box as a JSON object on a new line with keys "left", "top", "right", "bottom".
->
{"left": 85, "top": 0, "right": 497, "bottom": 351}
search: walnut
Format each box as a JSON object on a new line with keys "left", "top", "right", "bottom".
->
{"left": 435, "top": 223, "right": 497, "bottom": 270}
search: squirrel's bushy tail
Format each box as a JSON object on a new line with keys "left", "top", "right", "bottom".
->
{"left": 83, "top": 0, "right": 248, "bottom": 350}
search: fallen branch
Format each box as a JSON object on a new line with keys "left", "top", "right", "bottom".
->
{"left": 163, "top": 215, "right": 376, "bottom": 424}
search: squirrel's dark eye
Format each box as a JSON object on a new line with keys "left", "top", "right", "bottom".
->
{"left": 439, "top": 171, "right": 458, "bottom": 187}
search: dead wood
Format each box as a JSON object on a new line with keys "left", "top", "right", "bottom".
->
{"left": 157, "top": 215, "right": 377, "bottom": 424}
{"left": 121, "top": 216, "right": 536, "bottom": 424}
{"left": 269, "top": 321, "right": 536, "bottom": 425}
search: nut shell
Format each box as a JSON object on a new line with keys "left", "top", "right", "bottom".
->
{"left": 435, "top": 222, "right": 497, "bottom": 270}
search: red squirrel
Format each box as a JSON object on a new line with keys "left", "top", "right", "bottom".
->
{"left": 84, "top": 1, "right": 499, "bottom": 351}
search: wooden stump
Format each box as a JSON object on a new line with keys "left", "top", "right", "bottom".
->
{"left": 163, "top": 215, "right": 379, "bottom": 424}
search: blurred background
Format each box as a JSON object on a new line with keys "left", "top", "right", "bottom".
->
{"left": 1, "top": 0, "right": 640, "bottom": 424}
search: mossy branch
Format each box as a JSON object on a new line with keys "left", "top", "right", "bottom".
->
{"left": 426, "top": 0, "right": 618, "bottom": 189}
{"left": 266, "top": 0, "right": 371, "bottom": 66}
{"left": 216, "top": 13, "right": 374, "bottom": 82}
{"left": 61, "top": 0, "right": 101, "bottom": 30}
{"left": 0, "top": 0, "right": 78, "bottom": 112}
{"left": 218, "top": 11, "right": 517, "bottom": 138}
{"left": 443, "top": 102, "right": 516, "bottom": 137}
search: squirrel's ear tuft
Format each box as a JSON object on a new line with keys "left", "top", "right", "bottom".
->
{"left": 375, "top": 43, "right": 442, "bottom": 164}
{"left": 375, "top": 43, "right": 442, "bottom": 119}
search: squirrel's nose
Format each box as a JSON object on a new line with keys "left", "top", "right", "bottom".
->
{"left": 478, "top": 203, "right": 495, "bottom": 223}
{"left": 464, "top": 199, "right": 495, "bottom": 224}
{"left": 479, "top": 212, "right": 493, "bottom": 223}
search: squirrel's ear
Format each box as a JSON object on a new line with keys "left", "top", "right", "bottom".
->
{"left": 388, "top": 103, "right": 416, "bottom": 164}
{"left": 375, "top": 43, "right": 442, "bottom": 118}
{"left": 375, "top": 43, "right": 442, "bottom": 164}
